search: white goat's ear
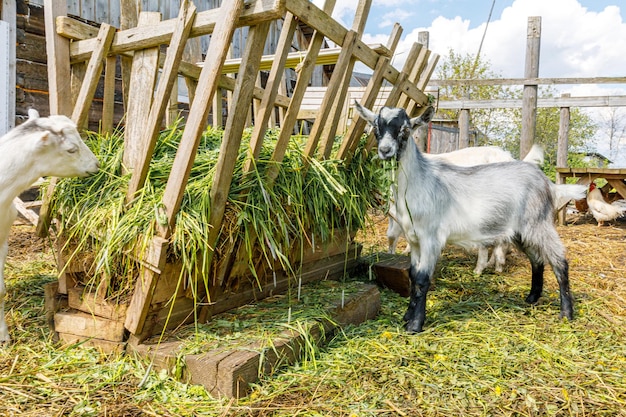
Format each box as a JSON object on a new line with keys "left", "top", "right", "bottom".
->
{"left": 354, "top": 101, "right": 377, "bottom": 126}
{"left": 28, "top": 109, "right": 40, "bottom": 120}
{"left": 409, "top": 106, "right": 435, "bottom": 129}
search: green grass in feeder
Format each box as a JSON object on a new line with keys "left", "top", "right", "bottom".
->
{"left": 47, "top": 125, "right": 382, "bottom": 302}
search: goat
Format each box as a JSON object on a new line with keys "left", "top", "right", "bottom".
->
{"left": 0, "top": 110, "right": 100, "bottom": 343}
{"left": 387, "top": 144, "right": 545, "bottom": 275}
{"left": 355, "top": 102, "right": 574, "bottom": 333}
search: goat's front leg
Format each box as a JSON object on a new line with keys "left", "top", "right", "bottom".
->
{"left": 0, "top": 240, "right": 9, "bottom": 343}
{"left": 404, "top": 242, "right": 439, "bottom": 333}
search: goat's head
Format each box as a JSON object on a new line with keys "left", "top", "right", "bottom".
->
{"left": 25, "top": 111, "right": 100, "bottom": 178}
{"left": 354, "top": 101, "right": 435, "bottom": 160}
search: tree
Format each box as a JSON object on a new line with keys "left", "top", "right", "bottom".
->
{"left": 597, "top": 107, "right": 626, "bottom": 163}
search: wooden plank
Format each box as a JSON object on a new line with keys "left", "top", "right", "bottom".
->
{"left": 101, "top": 55, "right": 117, "bottom": 134}
{"left": 126, "top": 1, "right": 196, "bottom": 201}
{"left": 13, "top": 197, "right": 39, "bottom": 225}
{"left": 67, "top": 287, "right": 128, "bottom": 321}
{"left": 373, "top": 253, "right": 411, "bottom": 297}
{"left": 157, "top": 0, "right": 244, "bottom": 238}
{"left": 55, "top": 311, "right": 125, "bottom": 342}
{"left": 201, "top": 21, "right": 271, "bottom": 266}
{"left": 244, "top": 11, "right": 298, "bottom": 172}
{"left": 63, "top": 0, "right": 283, "bottom": 62}
{"left": 437, "top": 96, "right": 626, "bottom": 110}
{"left": 303, "top": 30, "right": 359, "bottom": 161}
{"left": 37, "top": 0, "right": 71, "bottom": 238}
{"left": 71, "top": 23, "right": 116, "bottom": 129}
{"left": 122, "top": 12, "right": 161, "bottom": 173}
{"left": 58, "top": 332, "right": 126, "bottom": 354}
{"left": 184, "top": 283, "right": 380, "bottom": 398}
{"left": 427, "top": 76, "right": 626, "bottom": 87}
{"left": 520, "top": 16, "right": 541, "bottom": 159}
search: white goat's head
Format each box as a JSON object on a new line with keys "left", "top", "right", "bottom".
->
{"left": 354, "top": 101, "right": 435, "bottom": 160}
{"left": 21, "top": 110, "right": 100, "bottom": 178}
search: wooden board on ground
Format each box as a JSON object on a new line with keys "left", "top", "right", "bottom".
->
{"left": 372, "top": 252, "right": 410, "bottom": 297}
{"left": 129, "top": 282, "right": 381, "bottom": 398}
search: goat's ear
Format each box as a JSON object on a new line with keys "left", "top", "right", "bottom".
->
{"left": 409, "top": 106, "right": 435, "bottom": 128}
{"left": 354, "top": 100, "right": 377, "bottom": 126}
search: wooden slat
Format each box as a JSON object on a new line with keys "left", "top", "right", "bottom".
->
{"left": 285, "top": 0, "right": 429, "bottom": 107}
{"left": 158, "top": 0, "right": 245, "bottom": 238}
{"left": 101, "top": 55, "right": 117, "bottom": 134}
{"left": 244, "top": 12, "right": 298, "bottom": 172}
{"left": 202, "top": 21, "right": 271, "bottom": 266}
{"left": 122, "top": 12, "right": 161, "bottom": 173}
{"left": 337, "top": 23, "right": 403, "bottom": 160}
{"left": 437, "top": 96, "right": 626, "bottom": 110}
{"left": 318, "top": 0, "right": 371, "bottom": 158}
{"left": 71, "top": 23, "right": 116, "bottom": 130}
{"left": 37, "top": 0, "right": 72, "bottom": 237}
{"left": 126, "top": 1, "right": 197, "bottom": 202}
{"left": 265, "top": 0, "right": 337, "bottom": 184}
{"left": 303, "top": 30, "right": 358, "bottom": 161}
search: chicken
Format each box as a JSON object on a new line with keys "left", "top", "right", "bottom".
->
{"left": 586, "top": 183, "right": 626, "bottom": 226}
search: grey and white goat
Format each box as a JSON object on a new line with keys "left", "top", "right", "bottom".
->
{"left": 0, "top": 110, "right": 100, "bottom": 343}
{"left": 355, "top": 102, "right": 574, "bottom": 333}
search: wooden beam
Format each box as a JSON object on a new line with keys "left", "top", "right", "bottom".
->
{"left": 437, "top": 95, "right": 626, "bottom": 109}
{"left": 158, "top": 0, "right": 245, "bottom": 238}
{"left": 62, "top": 0, "right": 283, "bottom": 63}
{"left": 126, "top": 1, "right": 197, "bottom": 202}
{"left": 44, "top": 0, "right": 72, "bottom": 115}
{"left": 427, "top": 76, "right": 626, "bottom": 87}
{"left": 521, "top": 16, "right": 541, "bottom": 159}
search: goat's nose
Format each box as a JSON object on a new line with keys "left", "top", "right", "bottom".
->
{"left": 379, "top": 144, "right": 391, "bottom": 154}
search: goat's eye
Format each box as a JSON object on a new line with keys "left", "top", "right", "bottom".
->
{"left": 67, "top": 146, "right": 78, "bottom": 154}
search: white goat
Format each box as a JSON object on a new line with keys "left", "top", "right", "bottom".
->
{"left": 387, "top": 144, "right": 544, "bottom": 275}
{"left": 356, "top": 102, "right": 574, "bottom": 333}
{"left": 0, "top": 110, "right": 100, "bottom": 343}
{"left": 387, "top": 145, "right": 585, "bottom": 275}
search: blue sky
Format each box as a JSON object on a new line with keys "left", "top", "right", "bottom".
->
{"left": 315, "top": 0, "right": 626, "bottom": 163}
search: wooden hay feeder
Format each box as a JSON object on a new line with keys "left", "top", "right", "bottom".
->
{"left": 40, "top": 0, "right": 437, "bottom": 350}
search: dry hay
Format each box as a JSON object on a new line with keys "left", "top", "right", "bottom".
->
{"left": 0, "top": 210, "right": 625, "bottom": 416}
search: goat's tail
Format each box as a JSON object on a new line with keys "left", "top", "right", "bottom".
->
{"left": 523, "top": 144, "right": 545, "bottom": 166}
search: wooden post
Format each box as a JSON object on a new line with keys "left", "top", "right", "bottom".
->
{"left": 120, "top": 0, "right": 139, "bottom": 109}
{"left": 458, "top": 108, "right": 470, "bottom": 149}
{"left": 0, "top": 0, "right": 16, "bottom": 134}
{"left": 158, "top": 0, "right": 245, "bottom": 238}
{"left": 556, "top": 93, "right": 571, "bottom": 225}
{"left": 101, "top": 55, "right": 117, "bottom": 134}
{"left": 520, "top": 16, "right": 541, "bottom": 159}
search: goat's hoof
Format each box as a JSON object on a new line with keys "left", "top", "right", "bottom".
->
{"left": 405, "top": 320, "right": 424, "bottom": 334}
{"left": 560, "top": 310, "right": 574, "bottom": 321}
{"left": 525, "top": 293, "right": 541, "bottom": 304}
